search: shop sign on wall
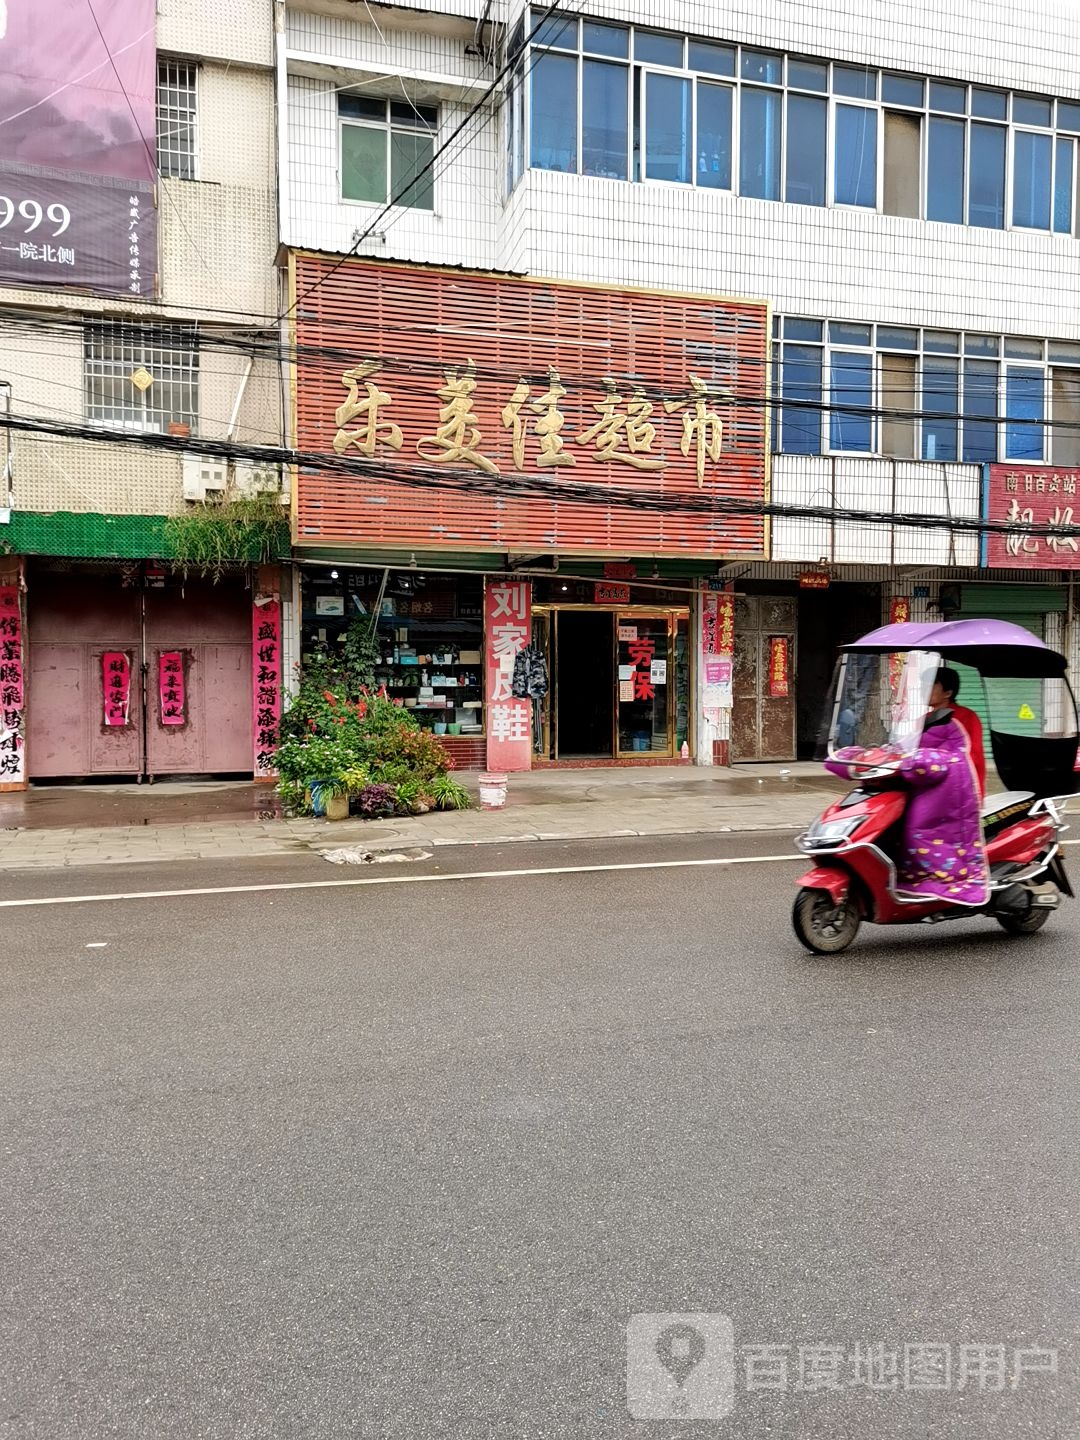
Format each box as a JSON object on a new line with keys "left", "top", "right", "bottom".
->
{"left": 253, "top": 599, "right": 282, "bottom": 778}
{"left": 0, "top": 586, "right": 25, "bottom": 783}
{"left": 485, "top": 579, "right": 531, "bottom": 771}
{"left": 595, "top": 581, "right": 631, "bottom": 604}
{"left": 985, "top": 464, "right": 1080, "bottom": 568}
{"left": 102, "top": 651, "right": 132, "bottom": 727}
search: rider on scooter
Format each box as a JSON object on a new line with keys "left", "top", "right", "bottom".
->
{"left": 826, "top": 674, "right": 989, "bottom": 906}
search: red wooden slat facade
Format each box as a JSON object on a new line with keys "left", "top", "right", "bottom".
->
{"left": 292, "top": 255, "right": 769, "bottom": 557}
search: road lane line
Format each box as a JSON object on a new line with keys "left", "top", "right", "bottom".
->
{"left": 0, "top": 852, "right": 803, "bottom": 909}
{"left": 5, "top": 837, "right": 1079, "bottom": 910}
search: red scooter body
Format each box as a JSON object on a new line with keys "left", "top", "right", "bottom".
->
{"left": 795, "top": 781, "right": 1059, "bottom": 926}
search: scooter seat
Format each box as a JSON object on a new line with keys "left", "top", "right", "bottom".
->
{"left": 980, "top": 790, "right": 1035, "bottom": 833}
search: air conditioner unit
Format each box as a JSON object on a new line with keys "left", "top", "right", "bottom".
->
{"left": 181, "top": 453, "right": 228, "bottom": 501}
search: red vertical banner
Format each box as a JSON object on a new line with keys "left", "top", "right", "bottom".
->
{"left": 716, "top": 592, "right": 735, "bottom": 657}
{"left": 253, "top": 599, "right": 282, "bottom": 778}
{"left": 767, "top": 636, "right": 790, "bottom": 698}
{"left": 158, "top": 651, "right": 186, "bottom": 726}
{"left": 888, "top": 598, "right": 911, "bottom": 695}
{"left": 102, "top": 651, "right": 132, "bottom": 727}
{"left": 484, "top": 578, "right": 532, "bottom": 772}
{"left": 0, "top": 585, "right": 26, "bottom": 787}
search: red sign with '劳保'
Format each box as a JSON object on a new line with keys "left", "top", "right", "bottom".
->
{"left": 985, "top": 464, "right": 1080, "bottom": 568}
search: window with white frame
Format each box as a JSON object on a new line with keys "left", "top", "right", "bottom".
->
{"left": 339, "top": 96, "right": 437, "bottom": 210}
{"left": 516, "top": 10, "right": 1080, "bottom": 238}
{"left": 84, "top": 322, "right": 199, "bottom": 433}
{"left": 774, "top": 318, "right": 1080, "bottom": 465}
{"left": 156, "top": 60, "right": 198, "bottom": 180}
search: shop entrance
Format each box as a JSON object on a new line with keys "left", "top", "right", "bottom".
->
{"left": 534, "top": 604, "right": 690, "bottom": 761}
{"left": 555, "top": 610, "right": 613, "bottom": 757}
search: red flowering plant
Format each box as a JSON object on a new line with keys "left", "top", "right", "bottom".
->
{"left": 275, "top": 655, "right": 469, "bottom": 815}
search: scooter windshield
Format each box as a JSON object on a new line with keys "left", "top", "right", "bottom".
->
{"left": 827, "top": 649, "right": 941, "bottom": 764}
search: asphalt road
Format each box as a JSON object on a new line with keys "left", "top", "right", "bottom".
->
{"left": 0, "top": 833, "right": 1077, "bottom": 1439}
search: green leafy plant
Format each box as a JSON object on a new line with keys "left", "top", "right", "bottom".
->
{"left": 431, "top": 773, "right": 472, "bottom": 811}
{"left": 166, "top": 489, "right": 289, "bottom": 579}
{"left": 341, "top": 618, "right": 381, "bottom": 693}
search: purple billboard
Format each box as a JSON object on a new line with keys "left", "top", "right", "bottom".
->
{"left": 0, "top": 0, "right": 158, "bottom": 296}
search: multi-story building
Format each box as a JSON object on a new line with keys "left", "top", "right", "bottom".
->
{"left": 276, "top": 0, "right": 1080, "bottom": 769}
{"left": 0, "top": 0, "right": 286, "bottom": 787}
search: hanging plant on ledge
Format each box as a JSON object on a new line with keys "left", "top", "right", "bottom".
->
{"left": 165, "top": 489, "right": 291, "bottom": 579}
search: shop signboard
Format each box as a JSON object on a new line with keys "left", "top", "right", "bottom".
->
{"left": 799, "top": 570, "right": 831, "bottom": 589}
{"left": 0, "top": 0, "right": 158, "bottom": 296}
{"left": 484, "top": 579, "right": 531, "bottom": 771}
{"left": 293, "top": 258, "right": 769, "bottom": 558}
{"left": 0, "top": 586, "right": 25, "bottom": 785}
{"left": 984, "top": 464, "right": 1080, "bottom": 568}
{"left": 595, "top": 581, "right": 631, "bottom": 604}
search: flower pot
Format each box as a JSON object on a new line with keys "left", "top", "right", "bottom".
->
{"left": 325, "top": 791, "right": 349, "bottom": 821}
{"left": 433, "top": 722, "right": 447, "bottom": 734}
{"left": 448, "top": 722, "right": 461, "bottom": 735}
{"left": 309, "top": 782, "right": 327, "bottom": 817}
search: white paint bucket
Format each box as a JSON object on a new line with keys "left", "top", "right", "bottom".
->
{"left": 478, "top": 772, "right": 508, "bottom": 810}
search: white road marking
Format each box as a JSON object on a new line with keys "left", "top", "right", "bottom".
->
{"left": 0, "top": 852, "right": 803, "bottom": 910}
{"left": 3, "top": 837, "right": 1078, "bottom": 911}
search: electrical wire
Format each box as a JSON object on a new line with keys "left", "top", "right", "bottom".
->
{"left": 3, "top": 408, "right": 1079, "bottom": 542}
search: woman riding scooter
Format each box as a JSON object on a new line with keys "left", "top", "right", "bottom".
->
{"left": 825, "top": 682, "right": 989, "bottom": 906}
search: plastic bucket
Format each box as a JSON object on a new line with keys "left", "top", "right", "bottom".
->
{"left": 478, "top": 772, "right": 508, "bottom": 810}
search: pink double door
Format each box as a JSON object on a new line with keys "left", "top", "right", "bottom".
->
{"left": 28, "top": 570, "right": 253, "bottom": 779}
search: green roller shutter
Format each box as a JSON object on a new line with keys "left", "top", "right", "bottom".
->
{"left": 951, "top": 587, "right": 1066, "bottom": 772}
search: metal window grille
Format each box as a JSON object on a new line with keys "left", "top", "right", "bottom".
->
{"left": 84, "top": 322, "right": 199, "bottom": 433}
{"left": 156, "top": 60, "right": 198, "bottom": 180}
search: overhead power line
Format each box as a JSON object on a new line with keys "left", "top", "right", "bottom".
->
{"left": 3, "top": 409, "right": 1079, "bottom": 543}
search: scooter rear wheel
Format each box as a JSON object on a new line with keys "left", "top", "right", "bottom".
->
{"left": 793, "top": 887, "right": 861, "bottom": 954}
{"left": 995, "top": 904, "right": 1051, "bottom": 935}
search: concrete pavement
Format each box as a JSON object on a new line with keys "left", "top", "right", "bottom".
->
{"left": 0, "top": 764, "right": 846, "bottom": 870}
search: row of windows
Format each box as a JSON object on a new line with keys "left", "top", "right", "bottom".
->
{"left": 773, "top": 319, "right": 1080, "bottom": 465}
{"left": 510, "top": 12, "right": 1080, "bottom": 235}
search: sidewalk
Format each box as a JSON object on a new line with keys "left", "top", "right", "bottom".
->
{"left": 0, "top": 763, "right": 845, "bottom": 871}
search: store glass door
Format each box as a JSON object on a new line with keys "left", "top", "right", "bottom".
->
{"left": 616, "top": 613, "right": 672, "bottom": 756}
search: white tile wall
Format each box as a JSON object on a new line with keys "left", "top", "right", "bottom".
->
{"left": 285, "top": 73, "right": 500, "bottom": 267}
{"left": 157, "top": 0, "right": 274, "bottom": 69}
{"left": 772, "top": 455, "right": 981, "bottom": 566}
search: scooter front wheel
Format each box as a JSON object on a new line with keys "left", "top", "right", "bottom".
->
{"left": 793, "top": 887, "right": 861, "bottom": 954}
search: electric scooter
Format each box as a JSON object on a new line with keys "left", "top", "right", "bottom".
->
{"left": 793, "top": 618, "right": 1077, "bottom": 954}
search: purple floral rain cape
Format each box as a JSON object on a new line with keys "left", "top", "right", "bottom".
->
{"left": 827, "top": 711, "right": 990, "bottom": 906}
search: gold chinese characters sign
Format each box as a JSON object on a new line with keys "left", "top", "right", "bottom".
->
{"left": 293, "top": 257, "right": 769, "bottom": 556}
